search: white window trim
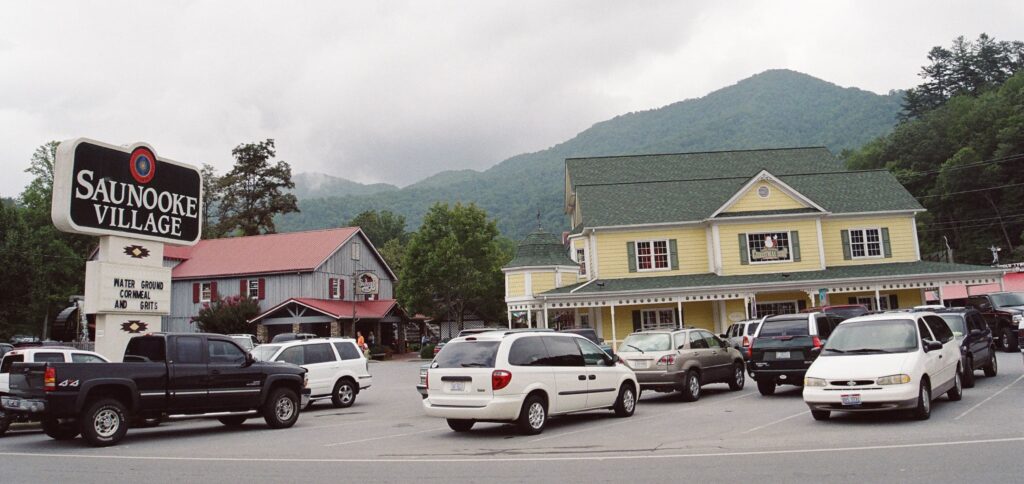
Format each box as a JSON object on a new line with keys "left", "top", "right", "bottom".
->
{"left": 849, "top": 227, "right": 885, "bottom": 260}
{"left": 754, "top": 300, "right": 799, "bottom": 316}
{"left": 640, "top": 308, "right": 676, "bottom": 330}
{"left": 331, "top": 278, "right": 343, "bottom": 300}
{"left": 575, "top": 247, "right": 587, "bottom": 276}
{"left": 247, "top": 280, "right": 260, "bottom": 298}
{"left": 746, "top": 231, "right": 794, "bottom": 265}
{"left": 635, "top": 239, "right": 671, "bottom": 272}
{"left": 351, "top": 242, "right": 361, "bottom": 261}
{"left": 200, "top": 282, "right": 212, "bottom": 303}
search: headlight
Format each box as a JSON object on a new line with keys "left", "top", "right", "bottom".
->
{"left": 876, "top": 374, "right": 911, "bottom": 385}
{"left": 1013, "top": 314, "right": 1022, "bottom": 323}
{"left": 804, "top": 377, "right": 826, "bottom": 387}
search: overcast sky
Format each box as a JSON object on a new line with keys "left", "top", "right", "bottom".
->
{"left": 2, "top": 1, "right": 1023, "bottom": 197}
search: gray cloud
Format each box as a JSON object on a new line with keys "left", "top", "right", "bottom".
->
{"left": 2, "top": 0, "right": 1023, "bottom": 197}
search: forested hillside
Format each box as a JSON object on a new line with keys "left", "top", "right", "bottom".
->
{"left": 280, "top": 69, "right": 903, "bottom": 238}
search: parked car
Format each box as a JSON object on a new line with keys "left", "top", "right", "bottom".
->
{"left": 270, "top": 332, "right": 318, "bottom": 343}
{"left": 423, "top": 331, "right": 637, "bottom": 434}
{"left": 748, "top": 312, "right": 844, "bottom": 395}
{"left": 616, "top": 329, "right": 745, "bottom": 401}
{"left": 803, "top": 311, "right": 963, "bottom": 421}
{"left": 932, "top": 308, "right": 997, "bottom": 387}
{"left": 944, "top": 292, "right": 1024, "bottom": 351}
{"left": 250, "top": 337, "right": 371, "bottom": 409}
{"left": 722, "top": 318, "right": 764, "bottom": 354}
{"left": 1, "top": 333, "right": 308, "bottom": 446}
{"left": 801, "top": 304, "right": 870, "bottom": 319}
{"left": 559, "top": 328, "right": 613, "bottom": 355}
{"left": 1, "top": 346, "right": 109, "bottom": 437}
{"left": 457, "top": 328, "right": 505, "bottom": 337}
{"left": 229, "top": 334, "right": 260, "bottom": 351}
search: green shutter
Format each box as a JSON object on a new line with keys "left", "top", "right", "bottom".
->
{"left": 881, "top": 227, "right": 892, "bottom": 258}
{"left": 669, "top": 239, "right": 679, "bottom": 270}
{"left": 632, "top": 310, "right": 641, "bottom": 332}
{"left": 790, "top": 231, "right": 801, "bottom": 262}
{"left": 738, "top": 233, "right": 749, "bottom": 265}
{"left": 627, "top": 241, "right": 637, "bottom": 272}
{"left": 841, "top": 230, "right": 852, "bottom": 260}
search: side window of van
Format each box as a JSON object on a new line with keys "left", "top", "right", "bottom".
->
{"left": 509, "top": 336, "right": 548, "bottom": 366}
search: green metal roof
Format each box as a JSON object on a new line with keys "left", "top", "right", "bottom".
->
{"left": 567, "top": 147, "right": 923, "bottom": 228}
{"left": 542, "top": 261, "right": 1000, "bottom": 296}
{"left": 504, "top": 228, "right": 577, "bottom": 269}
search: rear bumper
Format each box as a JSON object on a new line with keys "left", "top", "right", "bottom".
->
{"left": 1, "top": 395, "right": 47, "bottom": 414}
{"left": 416, "top": 384, "right": 428, "bottom": 398}
{"left": 804, "top": 384, "right": 919, "bottom": 412}
{"left": 749, "top": 368, "right": 807, "bottom": 384}
{"left": 634, "top": 370, "right": 685, "bottom": 390}
{"left": 423, "top": 394, "right": 523, "bottom": 421}
{"left": 358, "top": 375, "right": 373, "bottom": 390}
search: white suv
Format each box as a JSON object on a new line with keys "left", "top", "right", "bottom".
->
{"left": 423, "top": 331, "right": 638, "bottom": 434}
{"left": 803, "top": 312, "right": 963, "bottom": 421}
{"left": 251, "top": 338, "right": 371, "bottom": 409}
{"left": 0, "top": 347, "right": 109, "bottom": 394}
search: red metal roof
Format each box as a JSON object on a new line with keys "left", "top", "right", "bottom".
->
{"left": 251, "top": 298, "right": 400, "bottom": 322}
{"left": 168, "top": 228, "right": 359, "bottom": 279}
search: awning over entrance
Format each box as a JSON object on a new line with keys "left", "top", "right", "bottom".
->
{"left": 250, "top": 298, "right": 401, "bottom": 325}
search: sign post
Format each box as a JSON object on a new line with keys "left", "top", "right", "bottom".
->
{"left": 52, "top": 138, "right": 201, "bottom": 360}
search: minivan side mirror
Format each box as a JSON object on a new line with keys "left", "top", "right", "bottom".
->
{"left": 924, "top": 340, "right": 943, "bottom": 352}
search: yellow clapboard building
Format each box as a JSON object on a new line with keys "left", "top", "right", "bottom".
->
{"left": 503, "top": 147, "right": 1004, "bottom": 350}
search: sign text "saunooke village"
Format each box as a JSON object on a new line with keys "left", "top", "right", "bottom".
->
{"left": 73, "top": 170, "right": 199, "bottom": 237}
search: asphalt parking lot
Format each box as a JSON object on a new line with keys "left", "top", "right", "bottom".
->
{"left": 2, "top": 353, "right": 1022, "bottom": 483}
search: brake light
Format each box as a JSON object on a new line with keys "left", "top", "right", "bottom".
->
{"left": 747, "top": 340, "right": 754, "bottom": 359}
{"left": 812, "top": 336, "right": 822, "bottom": 349}
{"left": 492, "top": 370, "right": 512, "bottom": 390}
{"left": 656, "top": 355, "right": 676, "bottom": 365}
{"left": 44, "top": 367, "right": 56, "bottom": 392}
{"left": 742, "top": 336, "right": 750, "bottom": 347}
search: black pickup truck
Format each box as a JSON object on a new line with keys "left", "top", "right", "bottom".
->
{"left": 748, "top": 313, "right": 843, "bottom": 395}
{"left": 0, "top": 333, "right": 309, "bottom": 446}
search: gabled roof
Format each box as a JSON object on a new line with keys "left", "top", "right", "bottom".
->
{"left": 566, "top": 147, "right": 923, "bottom": 229}
{"left": 169, "top": 227, "right": 369, "bottom": 279}
{"left": 710, "top": 169, "right": 827, "bottom": 218}
{"left": 249, "top": 298, "right": 400, "bottom": 323}
{"left": 505, "top": 228, "right": 577, "bottom": 269}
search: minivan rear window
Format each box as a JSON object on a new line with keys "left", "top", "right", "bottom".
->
{"left": 758, "top": 318, "right": 809, "bottom": 337}
{"left": 434, "top": 341, "right": 500, "bottom": 368}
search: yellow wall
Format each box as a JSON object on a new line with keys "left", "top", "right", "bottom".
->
{"left": 506, "top": 273, "right": 525, "bottom": 297}
{"left": 598, "top": 302, "right": 716, "bottom": 348}
{"left": 724, "top": 180, "right": 809, "bottom": 213}
{"left": 595, "top": 226, "right": 708, "bottom": 279}
{"left": 532, "top": 272, "right": 556, "bottom": 295}
{"left": 717, "top": 219, "right": 822, "bottom": 275}
{"left": 724, "top": 299, "right": 749, "bottom": 324}
{"left": 821, "top": 215, "right": 918, "bottom": 266}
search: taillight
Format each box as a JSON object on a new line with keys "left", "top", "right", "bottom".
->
{"left": 492, "top": 370, "right": 512, "bottom": 390}
{"left": 44, "top": 367, "right": 56, "bottom": 392}
{"left": 742, "top": 336, "right": 750, "bottom": 348}
{"left": 812, "top": 336, "right": 822, "bottom": 349}
{"left": 656, "top": 355, "right": 676, "bottom": 365}
{"left": 747, "top": 340, "right": 754, "bottom": 359}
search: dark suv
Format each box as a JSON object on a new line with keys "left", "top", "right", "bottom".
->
{"left": 932, "top": 307, "right": 998, "bottom": 386}
{"left": 945, "top": 292, "right": 1024, "bottom": 351}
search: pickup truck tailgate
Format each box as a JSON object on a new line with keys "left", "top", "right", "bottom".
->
{"left": 8, "top": 362, "right": 48, "bottom": 396}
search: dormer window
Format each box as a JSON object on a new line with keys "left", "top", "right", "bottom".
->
{"left": 576, "top": 248, "right": 587, "bottom": 275}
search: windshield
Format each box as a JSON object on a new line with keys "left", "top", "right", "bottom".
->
{"left": 620, "top": 333, "right": 672, "bottom": 352}
{"left": 991, "top": 293, "right": 1024, "bottom": 307}
{"left": 231, "top": 336, "right": 254, "bottom": 350}
{"left": 938, "top": 315, "right": 967, "bottom": 337}
{"left": 250, "top": 344, "right": 281, "bottom": 361}
{"left": 822, "top": 319, "right": 918, "bottom": 355}
{"left": 433, "top": 341, "right": 500, "bottom": 368}
{"left": 758, "top": 318, "right": 809, "bottom": 337}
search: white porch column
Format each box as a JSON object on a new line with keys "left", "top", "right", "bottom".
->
{"left": 507, "top": 309, "right": 513, "bottom": 329}
{"left": 937, "top": 286, "right": 944, "bottom": 305}
{"left": 542, "top": 304, "right": 549, "bottom": 329}
{"left": 743, "top": 295, "right": 751, "bottom": 319}
{"left": 610, "top": 305, "right": 618, "bottom": 352}
{"left": 806, "top": 290, "right": 817, "bottom": 307}
{"left": 527, "top": 307, "right": 533, "bottom": 328}
{"left": 677, "top": 300, "right": 683, "bottom": 329}
{"left": 874, "top": 287, "right": 882, "bottom": 311}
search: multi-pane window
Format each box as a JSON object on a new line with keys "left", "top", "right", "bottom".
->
{"left": 636, "top": 240, "right": 669, "bottom": 271}
{"left": 331, "top": 279, "right": 343, "bottom": 300}
{"left": 576, "top": 248, "right": 587, "bottom": 275}
{"left": 247, "top": 280, "right": 260, "bottom": 298}
{"left": 200, "top": 282, "right": 212, "bottom": 302}
{"left": 747, "top": 232, "right": 791, "bottom": 263}
{"left": 351, "top": 242, "right": 361, "bottom": 261}
{"left": 641, "top": 309, "right": 676, "bottom": 330}
{"left": 755, "top": 301, "right": 797, "bottom": 317}
{"left": 849, "top": 228, "right": 882, "bottom": 258}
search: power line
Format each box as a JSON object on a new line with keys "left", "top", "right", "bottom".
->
{"left": 922, "top": 210, "right": 1024, "bottom": 227}
{"left": 916, "top": 181, "right": 1024, "bottom": 198}
{"left": 897, "top": 153, "right": 1024, "bottom": 179}
{"left": 918, "top": 215, "right": 1024, "bottom": 232}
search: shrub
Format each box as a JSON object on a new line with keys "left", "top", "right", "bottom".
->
{"left": 420, "top": 344, "right": 435, "bottom": 359}
{"left": 192, "top": 295, "right": 261, "bottom": 334}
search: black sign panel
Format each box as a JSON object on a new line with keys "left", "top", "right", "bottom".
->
{"left": 52, "top": 138, "right": 202, "bottom": 245}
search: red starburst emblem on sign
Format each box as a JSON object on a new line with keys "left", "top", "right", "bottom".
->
{"left": 129, "top": 147, "right": 156, "bottom": 184}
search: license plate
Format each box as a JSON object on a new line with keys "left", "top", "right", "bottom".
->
{"left": 450, "top": 382, "right": 465, "bottom": 392}
{"left": 841, "top": 394, "right": 862, "bottom": 406}
{"left": 776, "top": 351, "right": 790, "bottom": 359}
{"left": 631, "top": 360, "right": 649, "bottom": 369}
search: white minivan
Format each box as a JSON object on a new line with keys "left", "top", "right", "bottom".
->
{"left": 803, "top": 312, "right": 963, "bottom": 421}
{"left": 251, "top": 338, "right": 371, "bottom": 409}
{"left": 423, "top": 331, "right": 638, "bottom": 434}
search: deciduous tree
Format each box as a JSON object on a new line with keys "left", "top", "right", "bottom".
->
{"left": 217, "top": 139, "right": 299, "bottom": 236}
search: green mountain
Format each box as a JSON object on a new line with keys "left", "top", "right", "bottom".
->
{"left": 290, "top": 172, "right": 398, "bottom": 199}
{"left": 280, "top": 69, "right": 903, "bottom": 239}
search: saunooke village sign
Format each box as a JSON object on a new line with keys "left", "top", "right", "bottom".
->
{"left": 52, "top": 138, "right": 202, "bottom": 360}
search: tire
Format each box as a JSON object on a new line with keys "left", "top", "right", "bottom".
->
{"left": 983, "top": 352, "right": 998, "bottom": 377}
{"left": 962, "top": 357, "right": 975, "bottom": 388}
{"left": 757, "top": 379, "right": 776, "bottom": 396}
{"left": 728, "top": 362, "right": 745, "bottom": 391}
{"left": 811, "top": 410, "right": 830, "bottom": 421}
{"left": 516, "top": 395, "right": 547, "bottom": 435}
{"left": 680, "top": 370, "right": 701, "bottom": 402}
{"left": 999, "top": 328, "right": 1018, "bottom": 352}
{"left": 331, "top": 379, "right": 357, "bottom": 408}
{"left": 912, "top": 381, "right": 931, "bottom": 421}
{"left": 947, "top": 366, "right": 963, "bottom": 401}
{"left": 447, "top": 419, "right": 474, "bottom": 432}
{"left": 218, "top": 416, "right": 247, "bottom": 427}
{"left": 262, "top": 387, "right": 300, "bottom": 429}
{"left": 42, "top": 417, "right": 80, "bottom": 441}
{"left": 613, "top": 383, "right": 637, "bottom": 418}
{"left": 79, "top": 398, "right": 128, "bottom": 446}
{"left": 1007, "top": 330, "right": 1020, "bottom": 352}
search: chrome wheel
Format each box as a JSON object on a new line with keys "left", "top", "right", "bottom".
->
{"left": 93, "top": 409, "right": 120, "bottom": 438}
{"left": 735, "top": 367, "right": 745, "bottom": 386}
{"left": 922, "top": 387, "right": 930, "bottom": 413}
{"left": 622, "top": 388, "right": 636, "bottom": 413}
{"left": 275, "top": 396, "right": 295, "bottom": 421}
{"left": 528, "top": 402, "right": 545, "bottom": 429}
{"left": 689, "top": 374, "right": 701, "bottom": 398}
{"left": 339, "top": 384, "right": 354, "bottom": 405}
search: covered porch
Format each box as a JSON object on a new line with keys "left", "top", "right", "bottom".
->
{"left": 249, "top": 298, "right": 409, "bottom": 351}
